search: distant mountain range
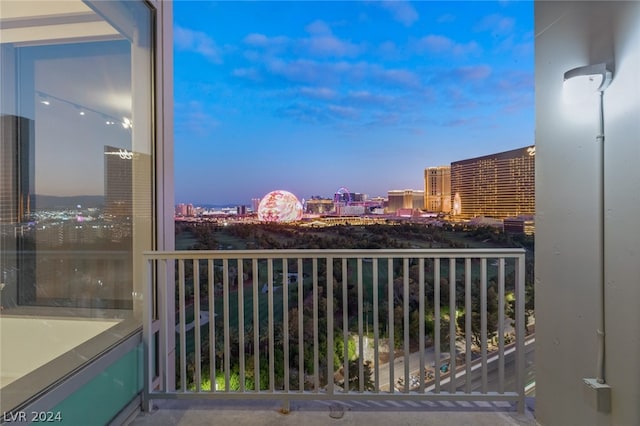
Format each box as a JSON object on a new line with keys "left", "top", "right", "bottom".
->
{"left": 35, "top": 195, "right": 104, "bottom": 209}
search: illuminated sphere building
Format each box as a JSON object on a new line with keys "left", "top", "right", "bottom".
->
{"left": 257, "top": 190, "right": 303, "bottom": 222}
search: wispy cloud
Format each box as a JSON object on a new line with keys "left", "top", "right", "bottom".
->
{"left": 494, "top": 70, "right": 533, "bottom": 92}
{"left": 494, "top": 32, "right": 533, "bottom": 58}
{"left": 444, "top": 117, "right": 477, "bottom": 128}
{"left": 345, "top": 90, "right": 394, "bottom": 105}
{"left": 304, "top": 35, "right": 362, "bottom": 58}
{"left": 175, "top": 101, "right": 220, "bottom": 137}
{"left": 174, "top": 25, "right": 223, "bottom": 63}
{"left": 379, "top": 1, "right": 419, "bottom": 26}
{"left": 264, "top": 58, "right": 338, "bottom": 85}
{"left": 474, "top": 14, "right": 515, "bottom": 37}
{"left": 454, "top": 65, "right": 492, "bottom": 81}
{"left": 297, "top": 86, "right": 338, "bottom": 100}
{"left": 257, "top": 57, "right": 423, "bottom": 91}
{"left": 367, "top": 112, "right": 400, "bottom": 127}
{"left": 375, "top": 68, "right": 421, "bottom": 88}
{"left": 305, "top": 20, "right": 332, "bottom": 35}
{"left": 301, "top": 20, "right": 363, "bottom": 57}
{"left": 327, "top": 104, "right": 359, "bottom": 119}
{"left": 243, "top": 33, "right": 289, "bottom": 51}
{"left": 279, "top": 102, "right": 359, "bottom": 124}
{"left": 377, "top": 40, "right": 401, "bottom": 60}
{"left": 232, "top": 67, "right": 262, "bottom": 82}
{"left": 437, "top": 14, "right": 456, "bottom": 24}
{"left": 243, "top": 24, "right": 362, "bottom": 59}
{"left": 415, "top": 35, "right": 481, "bottom": 57}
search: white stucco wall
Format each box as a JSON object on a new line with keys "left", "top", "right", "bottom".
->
{"left": 535, "top": 2, "right": 640, "bottom": 425}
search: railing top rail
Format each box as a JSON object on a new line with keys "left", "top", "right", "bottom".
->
{"left": 143, "top": 248, "right": 526, "bottom": 260}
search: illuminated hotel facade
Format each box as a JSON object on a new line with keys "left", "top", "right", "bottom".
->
{"left": 387, "top": 189, "right": 424, "bottom": 213}
{"left": 450, "top": 146, "right": 535, "bottom": 220}
{"left": 423, "top": 166, "right": 451, "bottom": 213}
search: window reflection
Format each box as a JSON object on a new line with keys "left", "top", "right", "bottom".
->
{"left": 9, "top": 41, "right": 138, "bottom": 309}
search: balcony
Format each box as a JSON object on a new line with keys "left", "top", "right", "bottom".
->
{"left": 134, "top": 248, "right": 534, "bottom": 424}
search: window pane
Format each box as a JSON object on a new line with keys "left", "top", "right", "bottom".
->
{"left": 0, "top": 0, "right": 153, "bottom": 410}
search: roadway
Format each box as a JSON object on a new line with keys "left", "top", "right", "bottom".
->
{"left": 373, "top": 337, "right": 535, "bottom": 395}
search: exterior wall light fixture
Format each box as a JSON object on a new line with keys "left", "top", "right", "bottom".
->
{"left": 564, "top": 63, "right": 612, "bottom": 94}
{"left": 565, "top": 62, "right": 614, "bottom": 412}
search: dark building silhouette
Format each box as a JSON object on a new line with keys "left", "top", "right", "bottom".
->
{"left": 1, "top": 115, "right": 34, "bottom": 224}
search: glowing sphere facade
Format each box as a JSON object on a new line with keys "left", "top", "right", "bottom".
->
{"left": 257, "top": 190, "right": 303, "bottom": 223}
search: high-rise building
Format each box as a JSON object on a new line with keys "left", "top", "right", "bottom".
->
{"left": 450, "top": 146, "right": 535, "bottom": 220}
{"left": 387, "top": 189, "right": 424, "bottom": 213}
{"left": 306, "top": 198, "right": 334, "bottom": 214}
{"left": 424, "top": 166, "right": 451, "bottom": 213}
{"left": 175, "top": 203, "right": 194, "bottom": 216}
{"left": 104, "top": 145, "right": 133, "bottom": 217}
{"left": 0, "top": 115, "right": 34, "bottom": 224}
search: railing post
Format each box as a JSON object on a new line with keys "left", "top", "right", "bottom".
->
{"left": 281, "top": 398, "right": 290, "bottom": 414}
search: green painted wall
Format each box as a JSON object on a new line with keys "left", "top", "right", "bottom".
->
{"left": 51, "top": 344, "right": 142, "bottom": 426}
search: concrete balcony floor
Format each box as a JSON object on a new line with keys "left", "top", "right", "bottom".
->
{"left": 129, "top": 398, "right": 538, "bottom": 426}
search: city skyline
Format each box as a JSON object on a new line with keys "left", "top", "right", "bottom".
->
{"left": 174, "top": 1, "right": 534, "bottom": 205}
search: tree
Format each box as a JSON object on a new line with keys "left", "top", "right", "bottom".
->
{"left": 456, "top": 281, "right": 499, "bottom": 348}
{"left": 334, "top": 358, "right": 375, "bottom": 391}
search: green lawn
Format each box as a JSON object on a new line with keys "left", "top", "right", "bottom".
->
{"left": 175, "top": 231, "right": 199, "bottom": 250}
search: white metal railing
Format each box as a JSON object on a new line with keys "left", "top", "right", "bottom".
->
{"left": 143, "top": 249, "right": 526, "bottom": 413}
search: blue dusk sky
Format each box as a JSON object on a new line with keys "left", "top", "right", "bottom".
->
{"left": 173, "top": 1, "right": 534, "bottom": 205}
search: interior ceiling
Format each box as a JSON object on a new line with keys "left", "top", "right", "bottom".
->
{"left": 1, "top": 1, "right": 130, "bottom": 119}
{"left": 0, "top": 0, "right": 120, "bottom": 45}
{"left": 0, "top": 1, "right": 90, "bottom": 20}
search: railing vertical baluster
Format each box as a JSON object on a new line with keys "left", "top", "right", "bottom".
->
{"left": 418, "top": 258, "right": 425, "bottom": 393}
{"left": 238, "top": 259, "right": 245, "bottom": 392}
{"left": 403, "top": 258, "right": 410, "bottom": 393}
{"left": 208, "top": 260, "right": 215, "bottom": 392}
{"left": 161, "top": 259, "right": 170, "bottom": 392}
{"left": 143, "top": 257, "right": 152, "bottom": 408}
{"left": 516, "top": 254, "right": 526, "bottom": 414}
{"left": 313, "top": 258, "right": 319, "bottom": 392}
{"left": 342, "top": 258, "right": 349, "bottom": 393}
{"left": 297, "top": 258, "right": 304, "bottom": 392}
{"left": 464, "top": 258, "right": 472, "bottom": 394}
{"left": 358, "top": 258, "right": 364, "bottom": 393}
{"left": 434, "top": 258, "right": 441, "bottom": 393}
{"left": 498, "top": 257, "right": 505, "bottom": 394}
{"left": 481, "top": 258, "right": 488, "bottom": 393}
{"left": 283, "top": 259, "right": 290, "bottom": 393}
{"left": 178, "top": 259, "right": 186, "bottom": 392}
{"left": 449, "top": 257, "right": 457, "bottom": 394}
{"left": 387, "top": 258, "right": 394, "bottom": 393}
{"left": 193, "top": 259, "right": 201, "bottom": 392}
{"left": 267, "top": 259, "right": 274, "bottom": 392}
{"left": 373, "top": 259, "right": 380, "bottom": 393}
{"left": 252, "top": 259, "right": 260, "bottom": 392}
{"left": 326, "top": 257, "right": 334, "bottom": 396}
{"left": 223, "top": 259, "right": 230, "bottom": 391}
